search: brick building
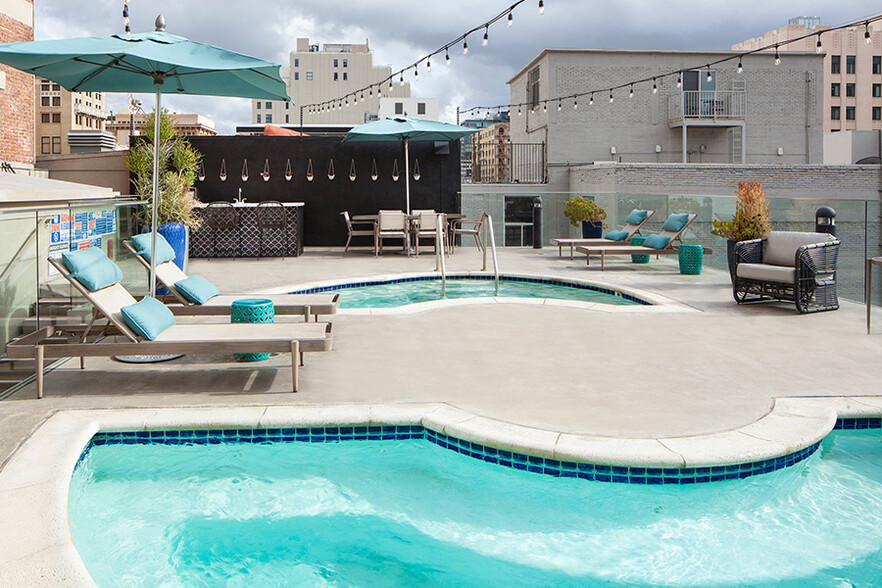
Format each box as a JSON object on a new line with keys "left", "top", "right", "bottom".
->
{"left": 0, "top": 0, "right": 34, "bottom": 169}
{"left": 472, "top": 122, "right": 510, "bottom": 183}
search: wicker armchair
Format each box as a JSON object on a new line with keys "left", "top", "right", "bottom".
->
{"left": 732, "top": 231, "right": 840, "bottom": 313}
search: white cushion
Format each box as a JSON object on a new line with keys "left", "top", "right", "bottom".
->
{"left": 737, "top": 263, "right": 796, "bottom": 283}
{"left": 764, "top": 231, "right": 835, "bottom": 267}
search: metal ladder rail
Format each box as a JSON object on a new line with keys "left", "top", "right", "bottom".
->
{"left": 482, "top": 214, "right": 500, "bottom": 294}
{"left": 434, "top": 215, "right": 447, "bottom": 297}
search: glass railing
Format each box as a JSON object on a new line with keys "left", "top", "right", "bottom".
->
{"left": 0, "top": 200, "right": 143, "bottom": 395}
{"left": 461, "top": 191, "right": 881, "bottom": 305}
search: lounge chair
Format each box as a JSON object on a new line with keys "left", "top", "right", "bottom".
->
{"left": 574, "top": 213, "right": 698, "bottom": 270}
{"left": 732, "top": 231, "right": 840, "bottom": 313}
{"left": 6, "top": 251, "right": 334, "bottom": 398}
{"left": 123, "top": 236, "right": 339, "bottom": 320}
{"left": 552, "top": 209, "right": 655, "bottom": 259}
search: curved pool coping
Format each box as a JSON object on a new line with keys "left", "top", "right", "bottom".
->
{"left": 282, "top": 271, "right": 698, "bottom": 315}
{"left": 3, "top": 396, "right": 882, "bottom": 585}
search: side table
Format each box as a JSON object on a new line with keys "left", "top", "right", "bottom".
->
{"left": 630, "top": 236, "right": 649, "bottom": 264}
{"left": 231, "top": 298, "right": 274, "bottom": 361}
{"left": 678, "top": 244, "right": 704, "bottom": 275}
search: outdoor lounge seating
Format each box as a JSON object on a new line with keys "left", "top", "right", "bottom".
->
{"left": 450, "top": 211, "right": 487, "bottom": 253}
{"left": 412, "top": 210, "right": 446, "bottom": 255}
{"left": 552, "top": 209, "right": 655, "bottom": 259}
{"left": 6, "top": 251, "right": 333, "bottom": 398}
{"left": 341, "top": 211, "right": 377, "bottom": 255}
{"left": 123, "top": 236, "right": 339, "bottom": 320}
{"left": 574, "top": 213, "right": 698, "bottom": 270}
{"left": 732, "top": 231, "right": 840, "bottom": 313}
{"left": 376, "top": 210, "right": 410, "bottom": 255}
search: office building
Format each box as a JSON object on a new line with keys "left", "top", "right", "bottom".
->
{"left": 35, "top": 77, "right": 113, "bottom": 155}
{"left": 108, "top": 111, "right": 217, "bottom": 145}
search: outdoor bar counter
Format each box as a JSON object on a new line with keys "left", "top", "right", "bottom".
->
{"left": 189, "top": 202, "right": 304, "bottom": 258}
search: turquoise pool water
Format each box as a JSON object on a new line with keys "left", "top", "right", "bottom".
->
{"left": 69, "top": 429, "right": 882, "bottom": 586}
{"left": 294, "top": 276, "right": 645, "bottom": 308}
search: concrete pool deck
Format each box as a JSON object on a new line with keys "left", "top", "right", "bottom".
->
{"left": 3, "top": 245, "right": 882, "bottom": 583}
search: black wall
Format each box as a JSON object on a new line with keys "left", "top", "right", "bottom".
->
{"left": 187, "top": 135, "right": 462, "bottom": 246}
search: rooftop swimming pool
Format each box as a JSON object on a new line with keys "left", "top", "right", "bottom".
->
{"left": 291, "top": 274, "right": 648, "bottom": 309}
{"left": 69, "top": 423, "right": 882, "bottom": 586}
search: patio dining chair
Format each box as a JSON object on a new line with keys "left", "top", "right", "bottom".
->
{"left": 412, "top": 210, "right": 446, "bottom": 255}
{"left": 450, "top": 211, "right": 487, "bottom": 254}
{"left": 377, "top": 210, "right": 409, "bottom": 255}
{"left": 204, "top": 201, "right": 241, "bottom": 258}
{"left": 341, "top": 211, "right": 377, "bottom": 255}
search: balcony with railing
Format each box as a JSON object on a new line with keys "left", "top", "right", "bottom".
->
{"left": 668, "top": 91, "right": 746, "bottom": 127}
{"left": 465, "top": 141, "right": 546, "bottom": 184}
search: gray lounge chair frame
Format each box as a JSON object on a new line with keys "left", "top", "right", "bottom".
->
{"left": 574, "top": 214, "right": 699, "bottom": 270}
{"left": 551, "top": 210, "right": 656, "bottom": 259}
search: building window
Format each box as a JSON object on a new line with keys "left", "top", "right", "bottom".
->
{"left": 294, "top": 58, "right": 299, "bottom": 67}
{"left": 41, "top": 96, "right": 50, "bottom": 107}
{"left": 874, "top": 83, "right": 881, "bottom": 98}
{"left": 306, "top": 72, "right": 313, "bottom": 80}
{"left": 846, "top": 83, "right": 855, "bottom": 97}
{"left": 831, "top": 106, "right": 841, "bottom": 120}
{"left": 334, "top": 72, "right": 338, "bottom": 81}
{"left": 874, "top": 56, "right": 881, "bottom": 75}
{"left": 285, "top": 102, "right": 289, "bottom": 109}
{"left": 256, "top": 114, "right": 261, "bottom": 123}
{"left": 40, "top": 81, "right": 50, "bottom": 92}
{"left": 846, "top": 55, "right": 856, "bottom": 74}
{"left": 417, "top": 102, "right": 426, "bottom": 115}
{"left": 874, "top": 106, "right": 881, "bottom": 121}
{"left": 831, "top": 55, "right": 841, "bottom": 74}
{"left": 395, "top": 102, "right": 404, "bottom": 115}
{"left": 846, "top": 106, "right": 855, "bottom": 120}
{"left": 265, "top": 114, "right": 272, "bottom": 123}
{"left": 51, "top": 136, "right": 61, "bottom": 154}
{"left": 343, "top": 72, "right": 347, "bottom": 81}
{"left": 343, "top": 59, "right": 348, "bottom": 67}
{"left": 52, "top": 96, "right": 61, "bottom": 107}
{"left": 41, "top": 113, "right": 50, "bottom": 123}
{"left": 831, "top": 83, "right": 840, "bottom": 97}
{"left": 40, "top": 136, "right": 50, "bottom": 154}
{"left": 256, "top": 102, "right": 261, "bottom": 109}
{"left": 52, "top": 113, "right": 60, "bottom": 123}
{"left": 294, "top": 72, "right": 299, "bottom": 81}
{"left": 285, "top": 114, "right": 289, "bottom": 123}
{"left": 333, "top": 59, "right": 338, "bottom": 67}
{"left": 265, "top": 101, "right": 272, "bottom": 109}
{"left": 527, "top": 66, "right": 540, "bottom": 108}
{"left": 52, "top": 84, "right": 60, "bottom": 91}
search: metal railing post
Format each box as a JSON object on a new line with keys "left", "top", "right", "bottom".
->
{"left": 435, "top": 216, "right": 447, "bottom": 297}
{"left": 484, "top": 214, "right": 500, "bottom": 294}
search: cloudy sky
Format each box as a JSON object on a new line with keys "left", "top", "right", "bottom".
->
{"left": 34, "top": 0, "right": 881, "bottom": 133}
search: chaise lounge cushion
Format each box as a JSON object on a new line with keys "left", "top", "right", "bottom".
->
{"left": 62, "top": 247, "right": 124, "bottom": 291}
{"left": 624, "top": 209, "right": 649, "bottom": 225}
{"left": 660, "top": 213, "right": 690, "bottom": 233}
{"left": 736, "top": 263, "right": 796, "bottom": 283}
{"left": 131, "top": 233, "right": 177, "bottom": 264}
{"left": 604, "top": 230, "right": 629, "bottom": 241}
{"left": 642, "top": 234, "right": 671, "bottom": 250}
{"left": 764, "top": 231, "right": 836, "bottom": 267}
{"left": 120, "top": 296, "right": 176, "bottom": 340}
{"left": 174, "top": 275, "right": 220, "bottom": 304}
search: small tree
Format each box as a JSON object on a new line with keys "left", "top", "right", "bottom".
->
{"left": 711, "top": 181, "right": 771, "bottom": 241}
{"left": 127, "top": 109, "right": 203, "bottom": 228}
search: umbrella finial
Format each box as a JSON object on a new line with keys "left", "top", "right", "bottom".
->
{"left": 155, "top": 14, "right": 166, "bottom": 32}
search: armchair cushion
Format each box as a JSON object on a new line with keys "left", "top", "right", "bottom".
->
{"left": 764, "top": 231, "right": 836, "bottom": 267}
{"left": 736, "top": 263, "right": 796, "bottom": 283}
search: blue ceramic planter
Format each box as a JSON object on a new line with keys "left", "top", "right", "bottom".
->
{"left": 156, "top": 222, "right": 188, "bottom": 271}
{"left": 580, "top": 221, "right": 602, "bottom": 239}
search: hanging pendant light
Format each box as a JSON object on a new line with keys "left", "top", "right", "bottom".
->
{"left": 285, "top": 159, "right": 293, "bottom": 181}
{"left": 219, "top": 158, "right": 227, "bottom": 182}
{"left": 241, "top": 159, "right": 249, "bottom": 182}
{"left": 327, "top": 159, "right": 335, "bottom": 181}
{"left": 371, "top": 158, "right": 378, "bottom": 181}
{"left": 306, "top": 158, "right": 314, "bottom": 182}
{"left": 261, "top": 159, "right": 270, "bottom": 182}
{"left": 349, "top": 159, "right": 357, "bottom": 182}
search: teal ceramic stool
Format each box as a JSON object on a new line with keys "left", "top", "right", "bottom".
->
{"left": 630, "top": 236, "right": 650, "bottom": 264}
{"left": 678, "top": 244, "right": 703, "bottom": 275}
{"left": 231, "top": 298, "right": 274, "bottom": 361}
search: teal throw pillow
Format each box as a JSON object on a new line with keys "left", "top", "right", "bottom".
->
{"left": 642, "top": 234, "right": 671, "bottom": 250}
{"left": 661, "top": 213, "right": 690, "bottom": 233}
{"left": 624, "top": 209, "right": 649, "bottom": 226}
{"left": 604, "top": 230, "right": 629, "bottom": 241}
{"left": 62, "top": 247, "right": 123, "bottom": 291}
{"left": 131, "top": 233, "right": 177, "bottom": 264}
{"left": 120, "top": 296, "right": 176, "bottom": 340}
{"left": 174, "top": 275, "right": 220, "bottom": 304}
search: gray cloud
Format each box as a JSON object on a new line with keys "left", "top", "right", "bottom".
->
{"left": 34, "top": 0, "right": 882, "bottom": 133}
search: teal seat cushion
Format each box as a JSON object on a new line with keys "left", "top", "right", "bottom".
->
{"left": 120, "top": 296, "right": 176, "bottom": 340}
{"left": 174, "top": 275, "right": 220, "bottom": 304}
{"left": 62, "top": 247, "right": 123, "bottom": 291}
{"left": 624, "top": 209, "right": 649, "bottom": 225}
{"left": 661, "top": 213, "right": 690, "bottom": 233}
{"left": 642, "top": 234, "right": 671, "bottom": 250}
{"left": 131, "top": 233, "right": 176, "bottom": 264}
{"left": 604, "top": 230, "right": 630, "bottom": 241}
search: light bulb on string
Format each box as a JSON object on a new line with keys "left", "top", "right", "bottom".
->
{"left": 517, "top": 105, "right": 522, "bottom": 116}
{"left": 538, "top": 0, "right": 544, "bottom": 15}
{"left": 483, "top": 26, "right": 488, "bottom": 46}
{"left": 573, "top": 97, "right": 578, "bottom": 109}
{"left": 737, "top": 57, "right": 743, "bottom": 73}
{"left": 774, "top": 45, "right": 780, "bottom": 65}
{"left": 706, "top": 70, "right": 712, "bottom": 82}
{"left": 388, "top": 79, "right": 393, "bottom": 91}
{"left": 426, "top": 58, "right": 431, "bottom": 72}
{"left": 866, "top": 22, "right": 872, "bottom": 44}
{"left": 629, "top": 85, "right": 634, "bottom": 98}
{"left": 557, "top": 100, "right": 562, "bottom": 111}
{"left": 816, "top": 33, "right": 823, "bottom": 53}
{"left": 609, "top": 91, "right": 614, "bottom": 103}
{"left": 400, "top": 73, "right": 405, "bottom": 86}
{"left": 676, "top": 73, "right": 682, "bottom": 89}
{"left": 445, "top": 48, "right": 451, "bottom": 65}
{"left": 543, "top": 102, "right": 547, "bottom": 113}
{"left": 463, "top": 38, "right": 469, "bottom": 55}
{"left": 508, "top": 13, "right": 513, "bottom": 27}
{"left": 414, "top": 68, "right": 419, "bottom": 80}
{"left": 652, "top": 78, "right": 658, "bottom": 94}
{"left": 589, "top": 93, "right": 594, "bottom": 105}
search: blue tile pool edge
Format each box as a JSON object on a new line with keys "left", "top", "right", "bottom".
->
{"left": 73, "top": 418, "right": 875, "bottom": 485}
{"left": 289, "top": 274, "right": 653, "bottom": 306}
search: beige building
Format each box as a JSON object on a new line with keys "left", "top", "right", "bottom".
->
{"left": 472, "top": 122, "right": 510, "bottom": 183}
{"left": 733, "top": 16, "right": 882, "bottom": 133}
{"left": 254, "top": 37, "right": 411, "bottom": 126}
{"left": 35, "top": 77, "right": 113, "bottom": 156}
{"left": 108, "top": 111, "right": 217, "bottom": 145}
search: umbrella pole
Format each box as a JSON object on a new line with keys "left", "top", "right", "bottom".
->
{"left": 149, "top": 86, "right": 162, "bottom": 296}
{"left": 404, "top": 138, "right": 410, "bottom": 216}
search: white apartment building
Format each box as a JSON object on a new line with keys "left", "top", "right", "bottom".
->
{"left": 252, "top": 38, "right": 412, "bottom": 126}
{"left": 733, "top": 16, "right": 882, "bottom": 134}
{"left": 376, "top": 97, "right": 439, "bottom": 120}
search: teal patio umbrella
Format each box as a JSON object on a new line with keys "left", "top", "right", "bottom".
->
{"left": 0, "top": 15, "right": 289, "bottom": 294}
{"left": 344, "top": 116, "right": 477, "bottom": 215}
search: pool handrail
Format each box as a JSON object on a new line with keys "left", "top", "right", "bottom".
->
{"left": 435, "top": 215, "right": 447, "bottom": 297}
{"left": 483, "top": 214, "right": 500, "bottom": 294}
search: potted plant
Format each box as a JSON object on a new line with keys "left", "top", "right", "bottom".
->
{"left": 564, "top": 196, "right": 607, "bottom": 239}
{"left": 711, "top": 180, "right": 771, "bottom": 280}
{"left": 127, "top": 109, "right": 203, "bottom": 271}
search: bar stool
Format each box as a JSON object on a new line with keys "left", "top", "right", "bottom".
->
{"left": 256, "top": 201, "right": 287, "bottom": 257}
{"left": 205, "top": 201, "right": 240, "bottom": 257}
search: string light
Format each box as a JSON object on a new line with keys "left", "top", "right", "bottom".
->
{"left": 517, "top": 105, "right": 522, "bottom": 116}
{"left": 652, "top": 78, "right": 657, "bottom": 94}
{"left": 774, "top": 45, "right": 780, "bottom": 66}
{"left": 543, "top": 102, "right": 547, "bottom": 112}
{"left": 589, "top": 93, "right": 594, "bottom": 105}
{"left": 463, "top": 38, "right": 469, "bottom": 55}
{"left": 573, "top": 97, "right": 578, "bottom": 109}
{"left": 866, "top": 22, "right": 872, "bottom": 45}
{"left": 816, "top": 33, "right": 823, "bottom": 53}
{"left": 676, "top": 73, "right": 682, "bottom": 89}
{"left": 400, "top": 73, "right": 405, "bottom": 86}
{"left": 446, "top": 48, "right": 451, "bottom": 65}
{"left": 414, "top": 68, "right": 419, "bottom": 80}
{"left": 426, "top": 58, "right": 431, "bottom": 72}
{"left": 737, "top": 57, "right": 743, "bottom": 73}
{"left": 388, "top": 79, "right": 393, "bottom": 91}
{"left": 629, "top": 85, "right": 634, "bottom": 98}
{"left": 557, "top": 100, "right": 562, "bottom": 111}
{"left": 483, "top": 26, "right": 489, "bottom": 46}
{"left": 706, "top": 70, "right": 712, "bottom": 82}
{"left": 609, "top": 91, "right": 614, "bottom": 103}
{"left": 508, "top": 13, "right": 513, "bottom": 27}
{"left": 538, "top": 0, "right": 544, "bottom": 15}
